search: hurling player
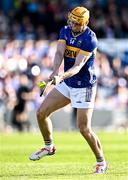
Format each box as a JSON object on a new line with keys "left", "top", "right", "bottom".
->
{"left": 29, "top": 6, "right": 107, "bottom": 174}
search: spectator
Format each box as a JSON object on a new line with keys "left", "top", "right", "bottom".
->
{"left": 0, "top": 0, "right": 127, "bottom": 131}
{"left": 11, "top": 74, "right": 32, "bottom": 132}
{"left": 0, "top": 0, "right": 127, "bottom": 39}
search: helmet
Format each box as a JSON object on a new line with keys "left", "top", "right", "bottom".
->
{"left": 68, "top": 6, "right": 90, "bottom": 26}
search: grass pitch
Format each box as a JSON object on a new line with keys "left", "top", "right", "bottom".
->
{"left": 0, "top": 131, "right": 128, "bottom": 180}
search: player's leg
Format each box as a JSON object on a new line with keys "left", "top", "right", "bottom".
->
{"left": 70, "top": 86, "right": 107, "bottom": 173}
{"left": 77, "top": 108, "right": 103, "bottom": 157}
{"left": 37, "top": 87, "right": 70, "bottom": 143}
{"left": 29, "top": 85, "right": 70, "bottom": 160}
{"left": 77, "top": 108, "right": 107, "bottom": 174}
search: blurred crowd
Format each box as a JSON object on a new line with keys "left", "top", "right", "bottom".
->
{"left": 0, "top": 0, "right": 128, "bottom": 132}
{"left": 0, "top": 39, "right": 127, "bottom": 132}
{"left": 0, "top": 0, "right": 128, "bottom": 40}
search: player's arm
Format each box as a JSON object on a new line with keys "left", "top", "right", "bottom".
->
{"left": 56, "top": 36, "right": 97, "bottom": 83}
{"left": 59, "top": 51, "right": 91, "bottom": 81}
{"left": 49, "top": 41, "right": 66, "bottom": 79}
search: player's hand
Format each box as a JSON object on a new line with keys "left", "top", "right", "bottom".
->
{"left": 49, "top": 71, "right": 58, "bottom": 81}
{"left": 52, "top": 75, "right": 62, "bottom": 85}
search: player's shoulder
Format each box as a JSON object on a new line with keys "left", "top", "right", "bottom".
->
{"left": 59, "top": 26, "right": 70, "bottom": 41}
{"left": 81, "top": 27, "right": 98, "bottom": 50}
{"left": 84, "top": 26, "right": 97, "bottom": 42}
{"left": 60, "top": 25, "right": 70, "bottom": 32}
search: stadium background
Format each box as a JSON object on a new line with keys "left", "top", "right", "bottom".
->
{"left": 0, "top": 0, "right": 128, "bottom": 132}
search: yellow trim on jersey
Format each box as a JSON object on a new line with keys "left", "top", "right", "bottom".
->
{"left": 93, "top": 47, "right": 97, "bottom": 55}
{"left": 58, "top": 39, "right": 66, "bottom": 43}
{"left": 64, "top": 45, "right": 80, "bottom": 58}
{"left": 66, "top": 45, "right": 80, "bottom": 52}
{"left": 80, "top": 50, "right": 92, "bottom": 56}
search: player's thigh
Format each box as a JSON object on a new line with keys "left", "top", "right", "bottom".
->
{"left": 77, "top": 108, "right": 94, "bottom": 128}
{"left": 38, "top": 87, "right": 70, "bottom": 115}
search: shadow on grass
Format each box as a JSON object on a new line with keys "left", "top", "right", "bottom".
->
{"left": 1, "top": 171, "right": 128, "bottom": 178}
{"left": 0, "top": 172, "right": 93, "bottom": 178}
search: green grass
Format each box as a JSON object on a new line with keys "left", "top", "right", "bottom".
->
{"left": 0, "top": 131, "right": 128, "bottom": 180}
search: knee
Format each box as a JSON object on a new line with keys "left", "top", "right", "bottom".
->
{"left": 78, "top": 124, "right": 91, "bottom": 137}
{"left": 36, "top": 106, "right": 50, "bottom": 121}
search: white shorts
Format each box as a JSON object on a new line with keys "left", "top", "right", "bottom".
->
{"left": 55, "top": 82, "right": 97, "bottom": 109}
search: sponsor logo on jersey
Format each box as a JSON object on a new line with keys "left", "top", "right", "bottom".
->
{"left": 64, "top": 45, "right": 80, "bottom": 58}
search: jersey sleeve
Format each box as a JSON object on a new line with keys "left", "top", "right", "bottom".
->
{"left": 58, "top": 26, "right": 67, "bottom": 43}
{"left": 80, "top": 34, "right": 98, "bottom": 56}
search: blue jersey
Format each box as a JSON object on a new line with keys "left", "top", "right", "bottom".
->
{"left": 58, "top": 25, "right": 97, "bottom": 88}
